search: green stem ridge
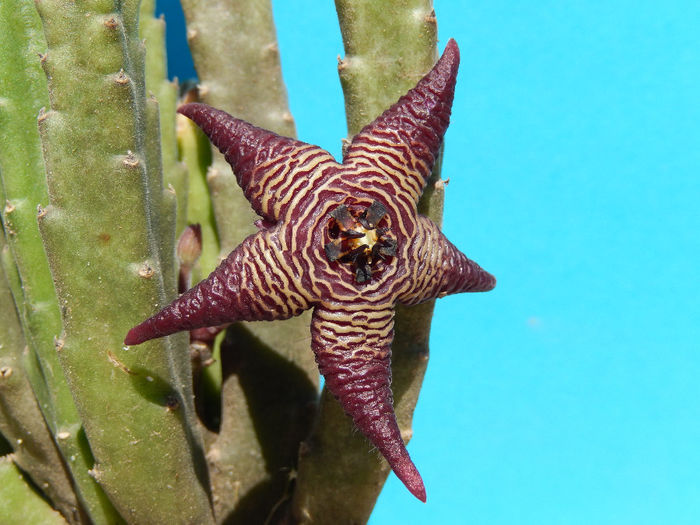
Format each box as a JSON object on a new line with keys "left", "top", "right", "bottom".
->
{"left": 180, "top": 1, "right": 320, "bottom": 520}
{"left": 0, "top": 456, "right": 69, "bottom": 525}
{"left": 0, "top": 234, "right": 82, "bottom": 523}
{"left": 0, "top": 2, "right": 118, "bottom": 521}
{"left": 291, "top": 1, "right": 442, "bottom": 521}
{"left": 0, "top": 0, "right": 58, "bottom": 433}
{"left": 140, "top": 0, "right": 189, "bottom": 236}
{"left": 335, "top": 0, "right": 439, "bottom": 137}
{"left": 34, "top": 1, "right": 213, "bottom": 522}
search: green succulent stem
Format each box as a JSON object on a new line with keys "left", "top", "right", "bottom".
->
{"left": 33, "top": 0, "right": 213, "bottom": 522}
{"left": 140, "top": 0, "right": 189, "bottom": 236}
{"left": 291, "top": 1, "right": 442, "bottom": 522}
{"left": 0, "top": 456, "right": 69, "bottom": 525}
{"left": 335, "top": 0, "right": 439, "bottom": 137}
{"left": 0, "top": 234, "right": 82, "bottom": 523}
{"left": 0, "top": 0, "right": 59, "bottom": 440}
{"left": 0, "top": 2, "right": 119, "bottom": 521}
{"left": 180, "top": 1, "right": 320, "bottom": 520}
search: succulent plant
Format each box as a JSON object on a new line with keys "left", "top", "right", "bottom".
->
{"left": 0, "top": 1, "right": 492, "bottom": 523}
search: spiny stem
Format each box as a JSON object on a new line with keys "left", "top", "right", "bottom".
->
{"left": 0, "top": 1, "right": 116, "bottom": 521}
{"left": 0, "top": 232, "right": 82, "bottom": 523}
{"left": 34, "top": 1, "right": 214, "bottom": 522}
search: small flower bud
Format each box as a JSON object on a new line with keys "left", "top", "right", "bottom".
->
{"left": 177, "top": 224, "right": 202, "bottom": 270}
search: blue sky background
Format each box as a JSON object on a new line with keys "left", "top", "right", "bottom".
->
{"left": 159, "top": 1, "right": 699, "bottom": 523}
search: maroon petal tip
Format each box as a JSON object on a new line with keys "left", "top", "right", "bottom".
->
{"left": 124, "top": 326, "right": 147, "bottom": 346}
{"left": 484, "top": 271, "right": 497, "bottom": 292}
{"left": 445, "top": 37, "right": 459, "bottom": 52}
{"left": 395, "top": 458, "right": 427, "bottom": 502}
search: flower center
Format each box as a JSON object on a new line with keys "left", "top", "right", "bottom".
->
{"left": 324, "top": 201, "right": 397, "bottom": 283}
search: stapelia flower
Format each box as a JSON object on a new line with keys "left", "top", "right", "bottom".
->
{"left": 125, "top": 39, "right": 495, "bottom": 502}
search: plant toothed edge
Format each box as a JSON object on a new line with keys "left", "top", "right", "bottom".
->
{"left": 33, "top": 0, "right": 214, "bottom": 522}
{"left": 0, "top": 1, "right": 116, "bottom": 521}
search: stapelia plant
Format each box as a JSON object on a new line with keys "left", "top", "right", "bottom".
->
{"left": 0, "top": 0, "right": 494, "bottom": 523}
{"left": 125, "top": 40, "right": 496, "bottom": 502}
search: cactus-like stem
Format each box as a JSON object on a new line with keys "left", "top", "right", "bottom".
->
{"left": 0, "top": 456, "right": 70, "bottom": 525}
{"left": 180, "top": 0, "right": 297, "bottom": 252}
{"left": 0, "top": 230, "right": 47, "bottom": 412}
{"left": 33, "top": 1, "right": 214, "bottom": 522}
{"left": 335, "top": 0, "right": 439, "bottom": 136}
{"left": 291, "top": 1, "right": 441, "bottom": 520}
{"left": 140, "top": 0, "right": 189, "bottom": 236}
{"left": 0, "top": 2, "right": 120, "bottom": 521}
{"left": 177, "top": 91, "right": 218, "bottom": 280}
{"left": 180, "top": 1, "right": 320, "bottom": 519}
{"left": 142, "top": 94, "right": 180, "bottom": 300}
{"left": 0, "top": 235, "right": 82, "bottom": 523}
{"left": 0, "top": 0, "right": 59, "bottom": 435}
{"left": 136, "top": 0, "right": 179, "bottom": 301}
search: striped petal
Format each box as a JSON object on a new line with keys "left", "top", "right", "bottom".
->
{"left": 398, "top": 216, "right": 496, "bottom": 306}
{"left": 310, "top": 301, "right": 426, "bottom": 502}
{"left": 343, "top": 39, "right": 460, "bottom": 205}
{"left": 178, "top": 103, "right": 337, "bottom": 222}
{"left": 125, "top": 227, "right": 312, "bottom": 346}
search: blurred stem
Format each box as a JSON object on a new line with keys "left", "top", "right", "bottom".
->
{"left": 291, "top": 1, "right": 442, "bottom": 522}
{"left": 0, "top": 456, "right": 69, "bottom": 525}
{"left": 140, "top": 0, "right": 189, "bottom": 236}
{"left": 180, "top": 1, "right": 319, "bottom": 521}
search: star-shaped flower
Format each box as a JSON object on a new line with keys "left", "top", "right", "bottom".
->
{"left": 125, "top": 39, "right": 495, "bottom": 502}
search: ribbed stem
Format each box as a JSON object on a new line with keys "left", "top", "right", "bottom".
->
{"left": 34, "top": 1, "right": 214, "bottom": 522}
{"left": 0, "top": 2, "right": 116, "bottom": 521}
{"left": 0, "top": 456, "right": 69, "bottom": 525}
{"left": 140, "top": 0, "right": 189, "bottom": 236}
{"left": 0, "top": 234, "right": 82, "bottom": 523}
